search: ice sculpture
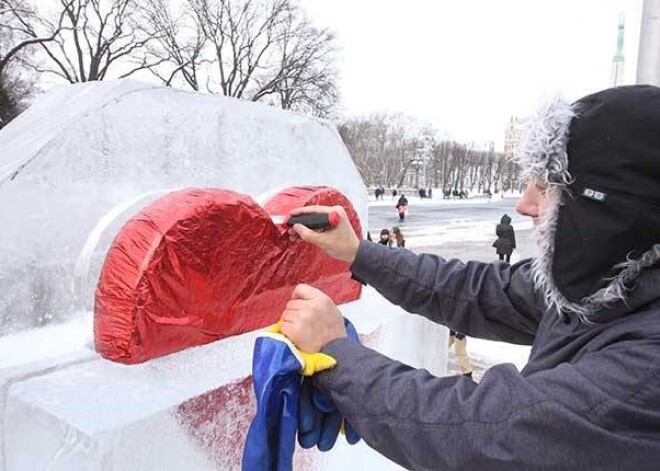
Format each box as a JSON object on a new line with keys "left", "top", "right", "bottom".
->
{"left": 0, "top": 80, "right": 366, "bottom": 336}
{"left": 3, "top": 289, "right": 446, "bottom": 470}
{"left": 0, "top": 81, "right": 448, "bottom": 470}
{"left": 95, "top": 186, "right": 362, "bottom": 363}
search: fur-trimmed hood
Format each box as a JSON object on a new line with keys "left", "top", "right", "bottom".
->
{"left": 517, "top": 86, "right": 660, "bottom": 320}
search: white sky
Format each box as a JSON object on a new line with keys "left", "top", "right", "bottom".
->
{"left": 301, "top": 0, "right": 643, "bottom": 150}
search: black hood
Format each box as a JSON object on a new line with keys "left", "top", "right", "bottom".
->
{"left": 500, "top": 214, "right": 512, "bottom": 225}
{"left": 555, "top": 86, "right": 660, "bottom": 301}
{"left": 518, "top": 85, "right": 660, "bottom": 317}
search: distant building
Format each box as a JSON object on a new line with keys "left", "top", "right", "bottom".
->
{"left": 637, "top": 0, "right": 660, "bottom": 86}
{"left": 611, "top": 15, "right": 625, "bottom": 87}
{"left": 503, "top": 117, "right": 522, "bottom": 159}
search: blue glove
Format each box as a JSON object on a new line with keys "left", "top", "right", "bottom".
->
{"left": 297, "top": 318, "right": 361, "bottom": 451}
{"left": 242, "top": 327, "right": 338, "bottom": 470}
{"left": 242, "top": 332, "right": 304, "bottom": 471}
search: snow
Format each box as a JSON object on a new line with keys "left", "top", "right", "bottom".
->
{"left": 367, "top": 193, "right": 533, "bottom": 249}
{"left": 404, "top": 219, "right": 534, "bottom": 249}
{"left": 463, "top": 337, "right": 531, "bottom": 372}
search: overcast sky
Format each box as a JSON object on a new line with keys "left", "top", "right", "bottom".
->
{"left": 301, "top": 0, "right": 643, "bottom": 150}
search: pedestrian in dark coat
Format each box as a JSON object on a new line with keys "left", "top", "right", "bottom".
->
{"left": 494, "top": 213, "right": 516, "bottom": 262}
{"left": 285, "top": 86, "right": 660, "bottom": 470}
{"left": 395, "top": 194, "right": 408, "bottom": 223}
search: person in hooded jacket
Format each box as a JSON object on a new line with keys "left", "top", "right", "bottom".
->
{"left": 283, "top": 85, "right": 660, "bottom": 470}
{"left": 494, "top": 214, "right": 516, "bottom": 262}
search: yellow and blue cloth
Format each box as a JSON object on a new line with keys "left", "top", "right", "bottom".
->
{"left": 242, "top": 318, "right": 361, "bottom": 470}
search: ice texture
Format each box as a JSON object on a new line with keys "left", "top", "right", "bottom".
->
{"left": 2, "top": 287, "right": 447, "bottom": 470}
{"left": 0, "top": 80, "right": 366, "bottom": 335}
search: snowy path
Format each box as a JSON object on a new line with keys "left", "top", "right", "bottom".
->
{"left": 368, "top": 196, "right": 533, "bottom": 249}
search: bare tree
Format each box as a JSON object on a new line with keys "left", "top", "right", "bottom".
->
{"left": 26, "top": 0, "right": 161, "bottom": 83}
{"left": 339, "top": 113, "right": 430, "bottom": 187}
{"left": 254, "top": 11, "right": 337, "bottom": 116}
{"left": 0, "top": 60, "right": 35, "bottom": 127}
{"left": 0, "top": 0, "right": 71, "bottom": 78}
{"left": 340, "top": 113, "right": 516, "bottom": 195}
{"left": 142, "top": 0, "right": 338, "bottom": 116}
{"left": 141, "top": 0, "right": 206, "bottom": 89}
{"left": 0, "top": 0, "right": 65, "bottom": 127}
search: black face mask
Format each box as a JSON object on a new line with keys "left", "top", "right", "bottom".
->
{"left": 551, "top": 85, "right": 660, "bottom": 301}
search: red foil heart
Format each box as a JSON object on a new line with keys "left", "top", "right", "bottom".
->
{"left": 94, "top": 186, "right": 362, "bottom": 364}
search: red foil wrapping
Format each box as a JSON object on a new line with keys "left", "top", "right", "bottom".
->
{"left": 94, "top": 186, "right": 362, "bottom": 364}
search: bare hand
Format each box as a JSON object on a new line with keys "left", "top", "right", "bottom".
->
{"left": 280, "top": 284, "right": 346, "bottom": 353}
{"left": 287, "top": 205, "right": 360, "bottom": 264}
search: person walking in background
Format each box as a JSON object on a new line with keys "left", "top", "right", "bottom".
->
{"left": 448, "top": 330, "right": 473, "bottom": 378}
{"left": 391, "top": 226, "right": 405, "bottom": 248}
{"left": 395, "top": 194, "right": 408, "bottom": 223}
{"left": 493, "top": 214, "right": 516, "bottom": 262}
{"left": 378, "top": 228, "right": 392, "bottom": 246}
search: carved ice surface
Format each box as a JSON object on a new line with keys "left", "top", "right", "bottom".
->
{"left": 0, "top": 80, "right": 366, "bottom": 336}
{"left": 2, "top": 287, "right": 447, "bottom": 470}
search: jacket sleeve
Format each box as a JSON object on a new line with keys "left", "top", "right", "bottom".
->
{"left": 315, "top": 337, "right": 660, "bottom": 471}
{"left": 350, "top": 240, "right": 540, "bottom": 344}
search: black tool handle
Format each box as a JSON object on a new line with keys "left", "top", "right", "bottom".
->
{"left": 287, "top": 213, "right": 333, "bottom": 230}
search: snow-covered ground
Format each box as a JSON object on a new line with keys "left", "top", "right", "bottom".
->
{"left": 465, "top": 336, "right": 531, "bottom": 372}
{"left": 402, "top": 217, "right": 533, "bottom": 249}
{"left": 368, "top": 196, "right": 534, "bottom": 249}
{"left": 367, "top": 192, "right": 523, "bottom": 206}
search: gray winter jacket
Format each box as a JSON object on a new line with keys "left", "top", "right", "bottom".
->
{"left": 315, "top": 241, "right": 660, "bottom": 470}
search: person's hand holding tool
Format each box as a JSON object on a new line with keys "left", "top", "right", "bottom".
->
{"left": 287, "top": 206, "right": 360, "bottom": 264}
